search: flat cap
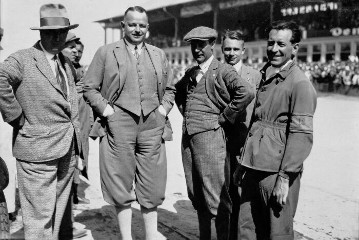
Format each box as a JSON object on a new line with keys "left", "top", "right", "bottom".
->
{"left": 183, "top": 26, "right": 218, "bottom": 42}
{"left": 65, "top": 32, "right": 80, "bottom": 44}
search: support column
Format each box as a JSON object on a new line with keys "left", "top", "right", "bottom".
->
{"left": 307, "top": 44, "right": 313, "bottom": 63}
{"left": 335, "top": 42, "right": 341, "bottom": 61}
{"left": 213, "top": 2, "right": 219, "bottom": 30}
{"left": 320, "top": 43, "right": 326, "bottom": 63}
{"left": 350, "top": 41, "right": 356, "bottom": 57}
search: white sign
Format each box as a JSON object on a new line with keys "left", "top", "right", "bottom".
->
{"left": 281, "top": 2, "right": 338, "bottom": 16}
{"left": 330, "top": 27, "right": 359, "bottom": 37}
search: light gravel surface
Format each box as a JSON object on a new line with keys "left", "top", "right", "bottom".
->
{"left": 3, "top": 93, "right": 359, "bottom": 239}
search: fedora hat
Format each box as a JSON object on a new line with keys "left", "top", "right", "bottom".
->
{"left": 31, "top": 4, "right": 78, "bottom": 30}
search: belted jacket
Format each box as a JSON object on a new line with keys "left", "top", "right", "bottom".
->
{"left": 240, "top": 61, "right": 317, "bottom": 176}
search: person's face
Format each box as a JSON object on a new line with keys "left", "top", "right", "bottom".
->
{"left": 267, "top": 29, "right": 298, "bottom": 68}
{"left": 222, "top": 38, "right": 245, "bottom": 66}
{"left": 190, "top": 39, "right": 214, "bottom": 64}
{"left": 121, "top": 10, "right": 148, "bottom": 45}
{"left": 61, "top": 40, "right": 77, "bottom": 63}
{"left": 75, "top": 44, "right": 83, "bottom": 63}
{"left": 40, "top": 29, "right": 69, "bottom": 55}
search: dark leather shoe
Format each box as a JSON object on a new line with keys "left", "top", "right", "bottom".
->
{"left": 60, "top": 228, "right": 87, "bottom": 239}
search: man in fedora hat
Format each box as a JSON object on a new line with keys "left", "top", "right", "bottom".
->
{"left": 0, "top": 4, "right": 81, "bottom": 239}
{"left": 175, "top": 26, "right": 254, "bottom": 240}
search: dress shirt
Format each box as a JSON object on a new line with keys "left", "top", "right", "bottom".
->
{"left": 39, "top": 42, "right": 69, "bottom": 97}
{"left": 195, "top": 55, "right": 214, "bottom": 83}
{"left": 124, "top": 39, "right": 143, "bottom": 57}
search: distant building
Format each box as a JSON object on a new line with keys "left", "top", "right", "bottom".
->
{"left": 96, "top": 0, "right": 359, "bottom": 64}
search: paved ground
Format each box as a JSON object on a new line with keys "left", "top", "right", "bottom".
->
{"left": 3, "top": 93, "right": 359, "bottom": 239}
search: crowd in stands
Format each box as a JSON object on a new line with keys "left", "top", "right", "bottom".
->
{"left": 298, "top": 60, "right": 359, "bottom": 95}
{"left": 169, "top": 58, "right": 359, "bottom": 96}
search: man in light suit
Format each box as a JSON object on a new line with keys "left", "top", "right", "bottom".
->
{"left": 0, "top": 4, "right": 81, "bottom": 239}
{"left": 175, "top": 26, "right": 254, "bottom": 240}
{"left": 221, "top": 29, "right": 261, "bottom": 240}
{"left": 83, "top": 6, "right": 175, "bottom": 240}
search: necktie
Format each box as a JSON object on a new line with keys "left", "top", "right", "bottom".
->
{"left": 191, "top": 65, "right": 201, "bottom": 81}
{"left": 134, "top": 45, "right": 140, "bottom": 59}
{"left": 54, "top": 55, "right": 68, "bottom": 99}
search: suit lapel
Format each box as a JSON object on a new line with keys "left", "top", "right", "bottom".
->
{"left": 145, "top": 44, "right": 161, "bottom": 83}
{"left": 32, "top": 42, "right": 64, "bottom": 95}
{"left": 205, "top": 57, "right": 219, "bottom": 94}
{"left": 59, "top": 53, "right": 76, "bottom": 104}
{"left": 113, "top": 40, "right": 128, "bottom": 92}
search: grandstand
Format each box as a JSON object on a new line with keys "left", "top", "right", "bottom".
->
{"left": 96, "top": 0, "right": 359, "bottom": 64}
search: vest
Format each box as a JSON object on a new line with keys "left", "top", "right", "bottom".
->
{"left": 184, "top": 75, "right": 220, "bottom": 135}
{"left": 115, "top": 46, "right": 159, "bottom": 116}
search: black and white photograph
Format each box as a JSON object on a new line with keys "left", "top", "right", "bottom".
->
{"left": 0, "top": 0, "right": 358, "bottom": 239}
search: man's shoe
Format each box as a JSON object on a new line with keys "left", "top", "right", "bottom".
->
{"left": 60, "top": 228, "right": 87, "bottom": 239}
{"left": 77, "top": 197, "right": 90, "bottom": 204}
{"left": 73, "top": 228, "right": 87, "bottom": 239}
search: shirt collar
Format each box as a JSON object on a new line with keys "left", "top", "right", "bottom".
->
{"left": 198, "top": 55, "right": 214, "bottom": 73}
{"left": 233, "top": 61, "right": 243, "bottom": 73}
{"left": 124, "top": 39, "right": 144, "bottom": 52}
{"left": 264, "top": 60, "right": 295, "bottom": 81}
{"left": 39, "top": 42, "right": 56, "bottom": 61}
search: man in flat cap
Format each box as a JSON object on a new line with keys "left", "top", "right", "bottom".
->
{"left": 0, "top": 4, "right": 81, "bottom": 239}
{"left": 175, "top": 26, "right": 254, "bottom": 240}
{"left": 84, "top": 6, "right": 175, "bottom": 240}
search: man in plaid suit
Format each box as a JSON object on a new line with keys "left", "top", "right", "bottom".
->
{"left": 0, "top": 4, "right": 81, "bottom": 239}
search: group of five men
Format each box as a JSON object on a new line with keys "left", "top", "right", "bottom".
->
{"left": 0, "top": 3, "right": 316, "bottom": 240}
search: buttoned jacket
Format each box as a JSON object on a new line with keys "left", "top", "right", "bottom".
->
{"left": 175, "top": 58, "right": 255, "bottom": 125}
{"left": 0, "top": 41, "right": 81, "bottom": 162}
{"left": 240, "top": 61, "right": 317, "bottom": 174}
{"left": 83, "top": 39, "right": 175, "bottom": 139}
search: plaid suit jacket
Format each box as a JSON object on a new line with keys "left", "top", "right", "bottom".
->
{"left": 0, "top": 41, "right": 81, "bottom": 162}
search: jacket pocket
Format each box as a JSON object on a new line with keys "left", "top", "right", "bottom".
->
{"left": 251, "top": 127, "right": 285, "bottom": 171}
{"left": 19, "top": 125, "right": 50, "bottom": 137}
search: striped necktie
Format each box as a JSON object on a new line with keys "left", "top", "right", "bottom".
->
{"left": 53, "top": 55, "right": 68, "bottom": 99}
{"left": 134, "top": 45, "right": 140, "bottom": 59}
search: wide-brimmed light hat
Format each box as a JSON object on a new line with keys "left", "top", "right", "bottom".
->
{"left": 30, "top": 4, "right": 78, "bottom": 30}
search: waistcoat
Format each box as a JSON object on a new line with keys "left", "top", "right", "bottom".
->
{"left": 184, "top": 75, "right": 220, "bottom": 135}
{"left": 115, "top": 46, "right": 159, "bottom": 116}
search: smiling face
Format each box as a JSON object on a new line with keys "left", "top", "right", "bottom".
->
{"left": 222, "top": 38, "right": 245, "bottom": 66}
{"left": 267, "top": 29, "right": 298, "bottom": 68}
{"left": 121, "top": 10, "right": 148, "bottom": 45}
{"left": 190, "top": 39, "right": 214, "bottom": 64}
